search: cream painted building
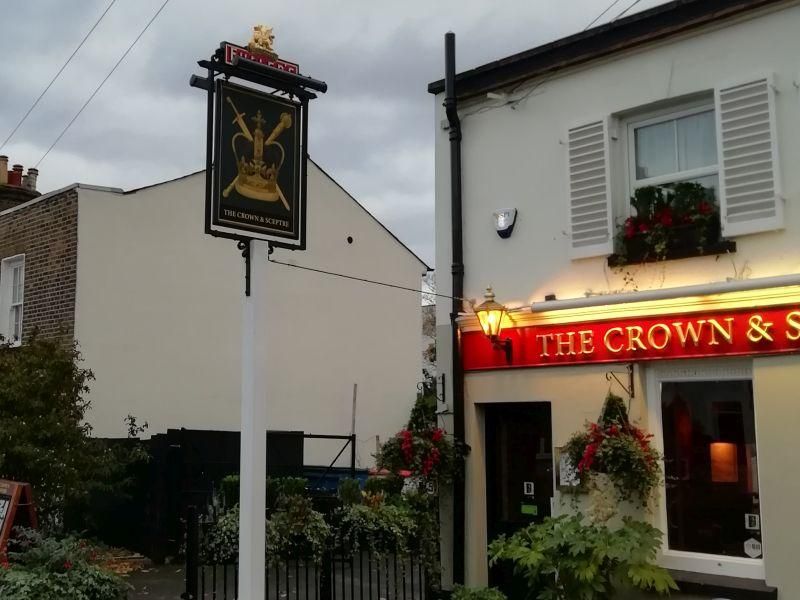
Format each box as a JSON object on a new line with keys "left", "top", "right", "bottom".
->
{"left": 431, "top": 0, "right": 800, "bottom": 598}
{"left": 0, "top": 161, "right": 428, "bottom": 468}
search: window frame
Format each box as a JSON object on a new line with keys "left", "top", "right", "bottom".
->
{"left": 624, "top": 101, "right": 719, "bottom": 217}
{"left": 645, "top": 359, "right": 765, "bottom": 580}
{"left": 0, "top": 254, "right": 25, "bottom": 346}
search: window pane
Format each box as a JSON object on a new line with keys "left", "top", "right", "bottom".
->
{"left": 635, "top": 120, "right": 676, "bottom": 180}
{"left": 11, "top": 265, "right": 23, "bottom": 304}
{"left": 661, "top": 380, "right": 761, "bottom": 558}
{"left": 677, "top": 111, "right": 717, "bottom": 171}
{"left": 11, "top": 306, "right": 21, "bottom": 340}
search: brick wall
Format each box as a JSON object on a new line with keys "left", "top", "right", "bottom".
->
{"left": 0, "top": 188, "right": 78, "bottom": 343}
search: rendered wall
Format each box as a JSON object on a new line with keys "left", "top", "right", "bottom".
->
{"left": 74, "top": 164, "right": 426, "bottom": 467}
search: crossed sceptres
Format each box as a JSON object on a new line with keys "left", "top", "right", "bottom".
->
{"left": 223, "top": 96, "right": 292, "bottom": 210}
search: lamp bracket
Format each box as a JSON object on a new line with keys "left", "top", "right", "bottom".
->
{"left": 605, "top": 363, "right": 634, "bottom": 400}
{"left": 493, "top": 338, "right": 513, "bottom": 364}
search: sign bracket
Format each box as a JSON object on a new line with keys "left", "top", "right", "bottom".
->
{"left": 605, "top": 363, "right": 635, "bottom": 400}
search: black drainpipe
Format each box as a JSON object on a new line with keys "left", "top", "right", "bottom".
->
{"left": 444, "top": 31, "right": 465, "bottom": 586}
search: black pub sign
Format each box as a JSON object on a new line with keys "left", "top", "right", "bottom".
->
{"left": 211, "top": 80, "right": 303, "bottom": 245}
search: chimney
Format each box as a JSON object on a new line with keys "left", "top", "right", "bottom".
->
{"left": 0, "top": 159, "right": 41, "bottom": 211}
{"left": 9, "top": 164, "right": 23, "bottom": 187}
{"left": 26, "top": 167, "right": 38, "bottom": 192}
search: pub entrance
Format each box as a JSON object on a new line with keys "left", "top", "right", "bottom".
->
{"left": 485, "top": 402, "right": 553, "bottom": 594}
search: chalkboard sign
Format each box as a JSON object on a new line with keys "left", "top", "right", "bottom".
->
{"left": 0, "top": 480, "right": 37, "bottom": 552}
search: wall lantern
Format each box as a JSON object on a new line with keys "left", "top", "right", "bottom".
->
{"left": 474, "top": 287, "right": 512, "bottom": 362}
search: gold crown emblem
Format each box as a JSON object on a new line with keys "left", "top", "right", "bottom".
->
{"left": 223, "top": 96, "right": 292, "bottom": 208}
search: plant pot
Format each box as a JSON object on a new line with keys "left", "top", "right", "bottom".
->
{"left": 586, "top": 473, "right": 617, "bottom": 524}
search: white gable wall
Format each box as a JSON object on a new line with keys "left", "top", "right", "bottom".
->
{"left": 74, "top": 163, "right": 425, "bottom": 467}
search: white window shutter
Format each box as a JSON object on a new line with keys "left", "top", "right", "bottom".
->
{"left": 715, "top": 76, "right": 783, "bottom": 236}
{"left": 568, "top": 119, "right": 613, "bottom": 259}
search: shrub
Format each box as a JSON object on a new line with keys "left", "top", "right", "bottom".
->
{"left": 201, "top": 495, "right": 331, "bottom": 565}
{"left": 0, "top": 335, "right": 146, "bottom": 529}
{"left": 364, "top": 475, "right": 404, "bottom": 497}
{"left": 488, "top": 515, "right": 677, "bottom": 600}
{"left": 337, "top": 478, "right": 362, "bottom": 506}
{"left": 0, "top": 529, "right": 128, "bottom": 600}
{"left": 220, "top": 475, "right": 240, "bottom": 509}
{"left": 335, "top": 502, "right": 416, "bottom": 557}
{"left": 452, "top": 584, "right": 507, "bottom": 600}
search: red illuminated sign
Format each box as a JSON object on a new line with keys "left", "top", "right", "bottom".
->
{"left": 223, "top": 43, "right": 299, "bottom": 74}
{"left": 462, "top": 304, "right": 800, "bottom": 371}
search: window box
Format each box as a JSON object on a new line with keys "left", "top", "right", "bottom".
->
{"left": 608, "top": 183, "right": 734, "bottom": 265}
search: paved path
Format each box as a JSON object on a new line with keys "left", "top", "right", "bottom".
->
{"left": 126, "top": 565, "right": 186, "bottom": 599}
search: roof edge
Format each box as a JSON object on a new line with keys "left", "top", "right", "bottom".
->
{"left": 310, "top": 159, "right": 432, "bottom": 272}
{"left": 427, "top": 0, "right": 789, "bottom": 98}
{"left": 0, "top": 183, "right": 123, "bottom": 217}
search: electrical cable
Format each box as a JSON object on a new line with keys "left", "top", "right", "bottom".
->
{"left": 584, "top": 0, "right": 626, "bottom": 30}
{"left": 35, "top": 0, "right": 173, "bottom": 168}
{"left": 266, "top": 255, "right": 465, "bottom": 303}
{"left": 613, "top": 0, "right": 645, "bottom": 21}
{"left": 459, "top": 0, "right": 647, "bottom": 121}
{"left": 0, "top": 0, "right": 119, "bottom": 152}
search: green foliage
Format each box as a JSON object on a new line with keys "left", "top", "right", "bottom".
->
{"left": 488, "top": 515, "right": 678, "bottom": 600}
{"left": 564, "top": 393, "right": 661, "bottom": 506}
{"left": 451, "top": 585, "right": 507, "bottom": 600}
{"left": 266, "top": 495, "right": 330, "bottom": 564}
{"left": 201, "top": 493, "right": 331, "bottom": 565}
{"left": 277, "top": 477, "right": 308, "bottom": 498}
{"left": 376, "top": 426, "right": 463, "bottom": 483}
{"left": 408, "top": 389, "right": 437, "bottom": 432}
{"left": 598, "top": 393, "right": 628, "bottom": 428}
{"left": 616, "top": 183, "right": 719, "bottom": 262}
{"left": 363, "top": 475, "right": 404, "bottom": 497}
{"left": 337, "top": 478, "right": 362, "bottom": 506}
{"left": 221, "top": 475, "right": 240, "bottom": 509}
{"left": 0, "top": 529, "right": 128, "bottom": 600}
{"left": 201, "top": 505, "right": 240, "bottom": 564}
{"left": 0, "top": 335, "right": 145, "bottom": 530}
{"left": 335, "top": 502, "right": 416, "bottom": 557}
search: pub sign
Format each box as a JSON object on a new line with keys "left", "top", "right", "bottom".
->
{"left": 211, "top": 80, "right": 304, "bottom": 245}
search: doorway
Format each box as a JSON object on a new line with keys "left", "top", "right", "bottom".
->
{"left": 484, "top": 402, "right": 553, "bottom": 592}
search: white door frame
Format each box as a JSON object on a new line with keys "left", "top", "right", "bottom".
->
{"left": 645, "top": 359, "right": 766, "bottom": 579}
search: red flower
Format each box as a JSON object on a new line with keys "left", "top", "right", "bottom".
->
{"left": 398, "top": 469, "right": 412, "bottom": 478}
{"left": 63, "top": 560, "right": 73, "bottom": 571}
{"left": 698, "top": 201, "right": 713, "bottom": 215}
{"left": 608, "top": 424, "right": 619, "bottom": 436}
{"left": 577, "top": 442, "right": 599, "bottom": 472}
{"left": 400, "top": 429, "right": 414, "bottom": 464}
{"left": 658, "top": 208, "right": 673, "bottom": 226}
{"left": 431, "top": 428, "right": 444, "bottom": 443}
{"left": 638, "top": 222, "right": 650, "bottom": 233}
{"left": 623, "top": 217, "right": 637, "bottom": 240}
{"left": 430, "top": 447, "right": 441, "bottom": 465}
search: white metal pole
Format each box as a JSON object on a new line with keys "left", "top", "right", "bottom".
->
{"left": 238, "top": 239, "right": 267, "bottom": 600}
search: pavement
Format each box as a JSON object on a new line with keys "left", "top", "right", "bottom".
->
{"left": 126, "top": 565, "right": 186, "bottom": 600}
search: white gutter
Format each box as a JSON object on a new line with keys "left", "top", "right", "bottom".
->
{"left": 531, "top": 273, "right": 800, "bottom": 313}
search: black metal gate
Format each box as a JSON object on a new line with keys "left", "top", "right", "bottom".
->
{"left": 183, "top": 507, "right": 427, "bottom": 600}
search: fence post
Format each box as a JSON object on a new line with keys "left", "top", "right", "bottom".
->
{"left": 320, "top": 549, "right": 333, "bottom": 600}
{"left": 183, "top": 505, "right": 199, "bottom": 600}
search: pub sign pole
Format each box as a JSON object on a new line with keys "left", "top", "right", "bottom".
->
{"left": 190, "top": 25, "right": 326, "bottom": 600}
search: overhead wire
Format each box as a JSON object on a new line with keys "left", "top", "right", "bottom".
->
{"left": 35, "top": 0, "right": 174, "bottom": 168}
{"left": 459, "top": 0, "right": 648, "bottom": 121}
{"left": 266, "top": 255, "right": 464, "bottom": 303}
{"left": 0, "top": 0, "right": 119, "bottom": 152}
{"left": 613, "top": 0, "right": 645, "bottom": 21}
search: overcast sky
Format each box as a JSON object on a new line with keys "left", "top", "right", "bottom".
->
{"left": 0, "top": 0, "right": 666, "bottom": 266}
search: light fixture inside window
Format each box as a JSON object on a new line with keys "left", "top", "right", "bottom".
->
{"left": 493, "top": 208, "right": 517, "bottom": 239}
{"left": 710, "top": 442, "right": 739, "bottom": 483}
{"left": 473, "top": 287, "right": 512, "bottom": 362}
